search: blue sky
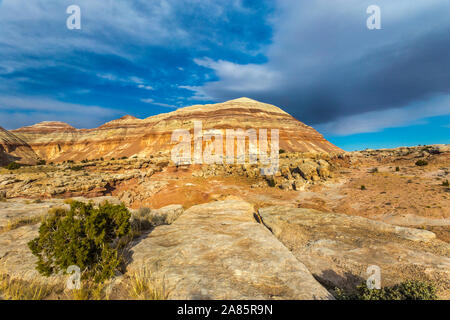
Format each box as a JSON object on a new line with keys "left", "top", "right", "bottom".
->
{"left": 0, "top": 0, "right": 449, "bottom": 151}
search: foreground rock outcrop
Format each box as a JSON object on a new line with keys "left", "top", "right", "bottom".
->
{"left": 10, "top": 98, "right": 342, "bottom": 162}
{"left": 258, "top": 206, "right": 450, "bottom": 298}
{"left": 128, "top": 199, "right": 334, "bottom": 300}
{"left": 1, "top": 196, "right": 448, "bottom": 299}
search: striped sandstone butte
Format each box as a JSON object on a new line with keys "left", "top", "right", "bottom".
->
{"left": 0, "top": 126, "right": 38, "bottom": 165}
{"left": 9, "top": 98, "right": 342, "bottom": 162}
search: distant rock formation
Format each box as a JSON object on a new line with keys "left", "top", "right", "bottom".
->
{"left": 0, "top": 126, "right": 38, "bottom": 165}
{"left": 10, "top": 98, "right": 342, "bottom": 162}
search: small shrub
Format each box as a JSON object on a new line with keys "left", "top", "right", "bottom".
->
{"left": 37, "top": 160, "right": 46, "bottom": 166}
{"left": 360, "top": 185, "right": 366, "bottom": 190}
{"left": 334, "top": 280, "right": 437, "bottom": 300}
{"left": 70, "top": 165, "right": 84, "bottom": 171}
{"left": 395, "top": 166, "right": 400, "bottom": 172}
{"left": 370, "top": 167, "right": 378, "bottom": 173}
{"left": 28, "top": 201, "right": 131, "bottom": 283}
{"left": 415, "top": 160, "right": 428, "bottom": 166}
{"left": 266, "top": 177, "right": 276, "bottom": 188}
{"left": 442, "top": 180, "right": 449, "bottom": 187}
{"left": 279, "top": 149, "right": 286, "bottom": 154}
{"left": 63, "top": 198, "right": 75, "bottom": 205}
{"left": 5, "top": 162, "right": 21, "bottom": 170}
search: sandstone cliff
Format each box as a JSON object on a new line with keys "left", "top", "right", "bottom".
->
{"left": 0, "top": 127, "right": 38, "bottom": 165}
{"left": 11, "top": 98, "right": 342, "bottom": 162}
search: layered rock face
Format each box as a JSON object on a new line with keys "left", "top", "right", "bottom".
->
{"left": 0, "top": 127, "right": 38, "bottom": 165}
{"left": 11, "top": 98, "right": 342, "bottom": 162}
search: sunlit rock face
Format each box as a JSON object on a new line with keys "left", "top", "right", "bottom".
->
{"left": 0, "top": 126, "right": 38, "bottom": 165}
{"left": 11, "top": 98, "right": 342, "bottom": 162}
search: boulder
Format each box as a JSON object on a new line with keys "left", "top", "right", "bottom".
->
{"left": 292, "top": 159, "right": 320, "bottom": 181}
{"left": 293, "top": 179, "right": 306, "bottom": 191}
{"left": 151, "top": 204, "right": 184, "bottom": 225}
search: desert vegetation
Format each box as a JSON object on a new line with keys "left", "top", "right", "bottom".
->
{"left": 4, "top": 162, "right": 21, "bottom": 170}
{"left": 415, "top": 159, "right": 429, "bottom": 166}
{"left": 334, "top": 280, "right": 438, "bottom": 300}
{"left": 0, "top": 273, "right": 53, "bottom": 300}
{"left": 126, "top": 268, "right": 167, "bottom": 300}
{"left": 28, "top": 201, "right": 132, "bottom": 283}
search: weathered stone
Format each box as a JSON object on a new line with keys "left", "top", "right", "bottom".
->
{"left": 259, "top": 206, "right": 450, "bottom": 296}
{"left": 280, "top": 166, "right": 292, "bottom": 179}
{"left": 280, "top": 180, "right": 294, "bottom": 190}
{"left": 0, "top": 127, "right": 39, "bottom": 166}
{"left": 293, "top": 179, "right": 306, "bottom": 191}
{"left": 151, "top": 204, "right": 184, "bottom": 224}
{"left": 394, "top": 226, "right": 436, "bottom": 242}
{"left": 128, "top": 200, "right": 333, "bottom": 300}
{"left": 293, "top": 160, "right": 319, "bottom": 181}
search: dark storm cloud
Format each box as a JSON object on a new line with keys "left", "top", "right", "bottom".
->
{"left": 0, "top": 0, "right": 448, "bottom": 135}
{"left": 189, "top": 0, "right": 450, "bottom": 134}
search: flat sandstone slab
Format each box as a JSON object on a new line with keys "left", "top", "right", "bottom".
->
{"left": 258, "top": 206, "right": 450, "bottom": 297}
{"left": 0, "top": 224, "right": 54, "bottom": 282}
{"left": 128, "top": 199, "right": 333, "bottom": 300}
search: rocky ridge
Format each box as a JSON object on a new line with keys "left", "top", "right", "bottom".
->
{"left": 0, "top": 127, "right": 38, "bottom": 166}
{"left": 9, "top": 98, "right": 342, "bottom": 162}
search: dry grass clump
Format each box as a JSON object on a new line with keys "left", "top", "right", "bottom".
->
{"left": 0, "top": 215, "right": 46, "bottom": 233}
{"left": 0, "top": 274, "right": 53, "bottom": 300}
{"left": 0, "top": 206, "right": 66, "bottom": 234}
{"left": 126, "top": 268, "right": 167, "bottom": 300}
{"left": 67, "top": 281, "right": 112, "bottom": 300}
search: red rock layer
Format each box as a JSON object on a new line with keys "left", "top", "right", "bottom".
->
{"left": 11, "top": 98, "right": 342, "bottom": 162}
